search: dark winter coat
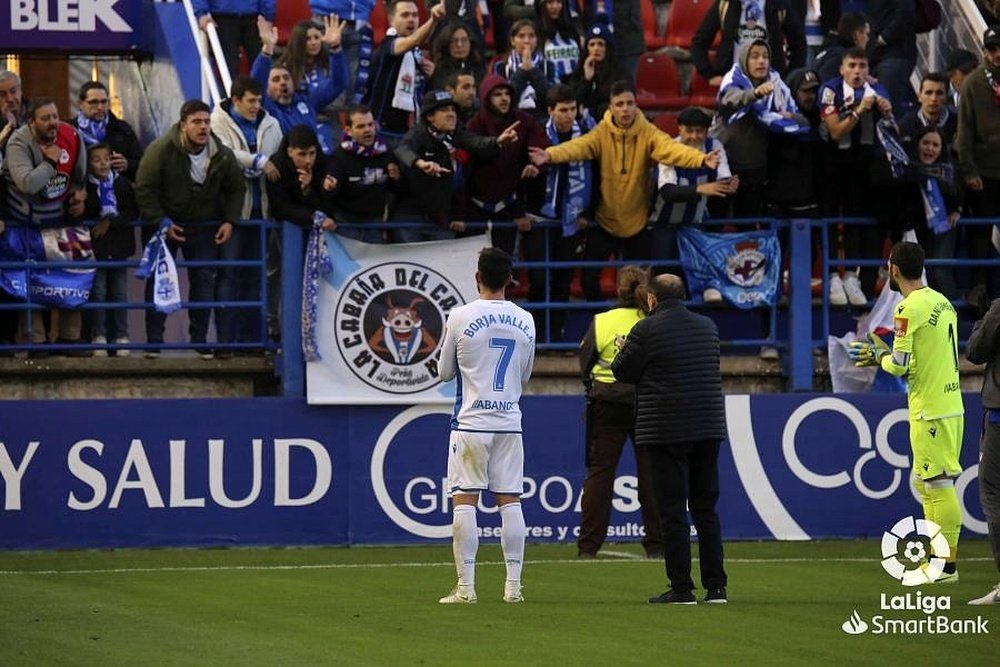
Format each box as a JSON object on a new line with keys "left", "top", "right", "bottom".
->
{"left": 70, "top": 111, "right": 144, "bottom": 182}
{"left": 611, "top": 299, "right": 726, "bottom": 446}
{"left": 84, "top": 175, "right": 139, "bottom": 260}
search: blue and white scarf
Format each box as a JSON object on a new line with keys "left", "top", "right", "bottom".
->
{"left": 921, "top": 176, "right": 950, "bottom": 235}
{"left": 88, "top": 171, "right": 118, "bottom": 218}
{"left": 302, "top": 211, "right": 333, "bottom": 362}
{"left": 76, "top": 110, "right": 108, "bottom": 145}
{"left": 875, "top": 119, "right": 910, "bottom": 179}
{"left": 135, "top": 218, "right": 182, "bottom": 314}
{"left": 351, "top": 20, "right": 375, "bottom": 104}
{"left": 504, "top": 51, "right": 545, "bottom": 109}
{"left": 543, "top": 32, "right": 580, "bottom": 84}
{"left": 719, "top": 64, "right": 808, "bottom": 135}
{"left": 542, "top": 118, "right": 592, "bottom": 237}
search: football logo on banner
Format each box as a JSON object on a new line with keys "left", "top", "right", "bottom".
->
{"left": 335, "top": 262, "right": 462, "bottom": 393}
{"left": 308, "top": 234, "right": 487, "bottom": 404}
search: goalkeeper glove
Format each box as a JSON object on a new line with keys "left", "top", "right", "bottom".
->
{"left": 848, "top": 332, "right": 892, "bottom": 367}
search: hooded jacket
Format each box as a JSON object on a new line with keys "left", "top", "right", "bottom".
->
{"left": 465, "top": 74, "right": 549, "bottom": 213}
{"left": 544, "top": 108, "right": 706, "bottom": 238}
{"left": 210, "top": 100, "right": 283, "bottom": 219}
{"left": 134, "top": 124, "right": 245, "bottom": 233}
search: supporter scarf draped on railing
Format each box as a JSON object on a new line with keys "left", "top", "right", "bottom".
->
{"left": 718, "top": 65, "right": 809, "bottom": 135}
{"left": 302, "top": 212, "right": 333, "bottom": 362}
{"left": 135, "top": 218, "right": 181, "bottom": 314}
{"left": 677, "top": 226, "right": 781, "bottom": 309}
{"left": 542, "top": 118, "right": 592, "bottom": 237}
{"left": 0, "top": 224, "right": 96, "bottom": 309}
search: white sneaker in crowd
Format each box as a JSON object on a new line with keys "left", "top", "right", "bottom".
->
{"left": 828, "top": 274, "right": 847, "bottom": 306}
{"left": 92, "top": 335, "right": 108, "bottom": 357}
{"left": 703, "top": 287, "right": 723, "bottom": 303}
{"left": 114, "top": 337, "right": 130, "bottom": 357}
{"left": 842, "top": 272, "right": 868, "bottom": 307}
{"left": 759, "top": 346, "right": 780, "bottom": 361}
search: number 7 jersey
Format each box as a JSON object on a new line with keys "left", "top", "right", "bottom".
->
{"left": 438, "top": 299, "right": 537, "bottom": 433}
{"left": 891, "top": 286, "right": 964, "bottom": 421}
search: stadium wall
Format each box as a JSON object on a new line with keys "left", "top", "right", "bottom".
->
{"left": 0, "top": 394, "right": 986, "bottom": 550}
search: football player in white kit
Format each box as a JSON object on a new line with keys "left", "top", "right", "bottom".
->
{"left": 437, "top": 247, "right": 536, "bottom": 604}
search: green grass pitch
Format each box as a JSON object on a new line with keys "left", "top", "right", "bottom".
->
{"left": 1, "top": 540, "right": 997, "bottom": 666}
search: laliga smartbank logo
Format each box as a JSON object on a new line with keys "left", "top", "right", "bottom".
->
{"left": 880, "top": 516, "right": 950, "bottom": 585}
{"left": 838, "top": 516, "right": 989, "bottom": 637}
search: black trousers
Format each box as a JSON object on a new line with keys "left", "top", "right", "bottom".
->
{"left": 577, "top": 400, "right": 662, "bottom": 556}
{"left": 647, "top": 439, "right": 727, "bottom": 593}
{"left": 980, "top": 410, "right": 1000, "bottom": 574}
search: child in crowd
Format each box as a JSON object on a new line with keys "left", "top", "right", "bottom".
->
{"left": 84, "top": 142, "right": 139, "bottom": 356}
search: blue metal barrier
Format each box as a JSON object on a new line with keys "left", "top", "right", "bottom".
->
{"left": 0, "top": 219, "right": 276, "bottom": 356}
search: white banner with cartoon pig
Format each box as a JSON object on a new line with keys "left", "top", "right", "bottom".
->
{"left": 307, "top": 233, "right": 489, "bottom": 404}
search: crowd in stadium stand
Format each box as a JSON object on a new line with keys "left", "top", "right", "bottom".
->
{"left": 0, "top": 0, "right": 999, "bottom": 359}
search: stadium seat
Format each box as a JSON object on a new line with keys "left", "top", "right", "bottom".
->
{"left": 641, "top": 0, "right": 668, "bottom": 50}
{"left": 652, "top": 111, "right": 679, "bottom": 136}
{"left": 665, "top": 0, "right": 714, "bottom": 49}
{"left": 370, "top": 0, "right": 389, "bottom": 44}
{"left": 276, "top": 0, "right": 312, "bottom": 45}
{"left": 635, "top": 52, "right": 687, "bottom": 110}
{"left": 689, "top": 69, "right": 720, "bottom": 107}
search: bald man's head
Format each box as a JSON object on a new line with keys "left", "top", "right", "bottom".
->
{"left": 650, "top": 274, "right": 686, "bottom": 301}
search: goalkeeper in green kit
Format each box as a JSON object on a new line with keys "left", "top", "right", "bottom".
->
{"left": 850, "top": 242, "right": 964, "bottom": 583}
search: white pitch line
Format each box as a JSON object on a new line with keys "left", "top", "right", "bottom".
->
{"left": 0, "top": 556, "right": 991, "bottom": 576}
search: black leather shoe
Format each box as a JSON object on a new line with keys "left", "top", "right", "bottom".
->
{"left": 648, "top": 589, "right": 697, "bottom": 605}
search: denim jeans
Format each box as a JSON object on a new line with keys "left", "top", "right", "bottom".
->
{"left": 90, "top": 267, "right": 128, "bottom": 340}
{"left": 145, "top": 231, "right": 238, "bottom": 345}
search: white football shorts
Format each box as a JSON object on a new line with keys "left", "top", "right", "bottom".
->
{"left": 447, "top": 430, "right": 524, "bottom": 496}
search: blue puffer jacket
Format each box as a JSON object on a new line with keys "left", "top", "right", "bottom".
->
{"left": 192, "top": 0, "right": 275, "bottom": 20}
{"left": 308, "top": 0, "right": 376, "bottom": 22}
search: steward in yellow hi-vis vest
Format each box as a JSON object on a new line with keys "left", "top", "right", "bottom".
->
{"left": 576, "top": 266, "right": 662, "bottom": 559}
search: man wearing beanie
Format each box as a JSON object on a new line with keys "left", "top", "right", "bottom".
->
{"left": 394, "top": 90, "right": 520, "bottom": 242}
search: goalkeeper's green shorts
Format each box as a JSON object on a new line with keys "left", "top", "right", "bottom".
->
{"left": 910, "top": 416, "right": 964, "bottom": 480}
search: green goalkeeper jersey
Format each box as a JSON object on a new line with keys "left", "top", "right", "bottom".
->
{"left": 882, "top": 286, "right": 964, "bottom": 421}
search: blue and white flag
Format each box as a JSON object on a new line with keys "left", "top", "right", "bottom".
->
{"left": 0, "top": 225, "right": 95, "bottom": 308}
{"left": 135, "top": 219, "right": 181, "bottom": 314}
{"left": 677, "top": 227, "right": 781, "bottom": 309}
{"left": 307, "top": 233, "right": 488, "bottom": 404}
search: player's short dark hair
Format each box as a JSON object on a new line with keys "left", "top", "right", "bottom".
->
{"left": 27, "top": 97, "right": 58, "bottom": 120}
{"left": 77, "top": 80, "right": 108, "bottom": 100}
{"left": 919, "top": 71, "right": 948, "bottom": 91}
{"left": 889, "top": 241, "right": 925, "bottom": 280}
{"left": 87, "top": 142, "right": 111, "bottom": 155}
{"left": 609, "top": 80, "right": 635, "bottom": 99}
{"left": 180, "top": 99, "right": 211, "bottom": 121}
{"left": 478, "top": 247, "right": 513, "bottom": 291}
{"left": 231, "top": 76, "right": 263, "bottom": 100}
{"left": 546, "top": 83, "right": 576, "bottom": 109}
{"left": 843, "top": 46, "right": 868, "bottom": 63}
{"left": 344, "top": 104, "right": 372, "bottom": 126}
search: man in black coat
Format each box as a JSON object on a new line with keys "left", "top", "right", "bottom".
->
{"left": 967, "top": 298, "right": 1000, "bottom": 605}
{"left": 611, "top": 273, "right": 728, "bottom": 605}
{"left": 70, "top": 81, "right": 144, "bottom": 182}
{"left": 393, "top": 90, "right": 519, "bottom": 242}
{"left": 691, "top": 0, "right": 807, "bottom": 83}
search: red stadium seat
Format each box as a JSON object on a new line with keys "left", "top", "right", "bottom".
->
{"left": 276, "top": 0, "right": 312, "bottom": 46}
{"left": 689, "top": 69, "right": 720, "bottom": 107}
{"left": 652, "top": 111, "right": 679, "bottom": 136}
{"left": 370, "top": 0, "right": 389, "bottom": 44}
{"left": 665, "top": 0, "right": 714, "bottom": 49}
{"left": 635, "top": 52, "right": 687, "bottom": 110}
{"left": 642, "top": 0, "right": 668, "bottom": 50}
